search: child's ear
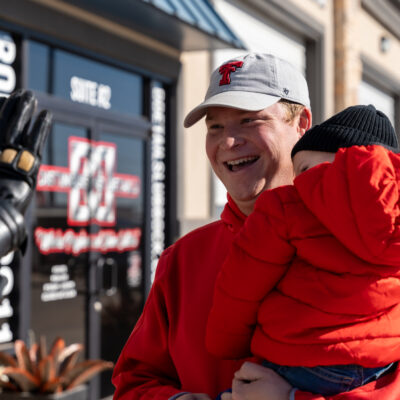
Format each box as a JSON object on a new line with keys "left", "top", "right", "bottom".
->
{"left": 298, "top": 108, "right": 312, "bottom": 136}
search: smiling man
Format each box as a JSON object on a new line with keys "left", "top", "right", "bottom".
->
{"left": 112, "top": 53, "right": 311, "bottom": 399}
{"left": 204, "top": 102, "right": 309, "bottom": 215}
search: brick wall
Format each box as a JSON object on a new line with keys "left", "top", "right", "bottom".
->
{"left": 334, "top": 0, "right": 363, "bottom": 111}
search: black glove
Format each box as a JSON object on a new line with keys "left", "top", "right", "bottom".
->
{"left": 0, "top": 89, "right": 51, "bottom": 257}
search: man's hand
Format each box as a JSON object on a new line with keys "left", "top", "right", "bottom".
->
{"left": 0, "top": 89, "right": 51, "bottom": 256}
{"left": 231, "top": 362, "right": 292, "bottom": 400}
{"left": 179, "top": 394, "right": 212, "bottom": 400}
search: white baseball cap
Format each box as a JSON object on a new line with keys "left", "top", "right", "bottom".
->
{"left": 183, "top": 53, "right": 311, "bottom": 128}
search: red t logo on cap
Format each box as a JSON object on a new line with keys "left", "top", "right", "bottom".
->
{"left": 218, "top": 61, "right": 243, "bottom": 86}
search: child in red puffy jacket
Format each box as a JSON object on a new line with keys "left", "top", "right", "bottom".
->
{"left": 207, "top": 104, "right": 400, "bottom": 399}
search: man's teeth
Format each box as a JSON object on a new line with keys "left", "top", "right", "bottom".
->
{"left": 226, "top": 156, "right": 258, "bottom": 167}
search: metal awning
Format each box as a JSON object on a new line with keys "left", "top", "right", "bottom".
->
{"left": 61, "top": 0, "right": 245, "bottom": 51}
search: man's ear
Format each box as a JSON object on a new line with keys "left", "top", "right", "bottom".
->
{"left": 298, "top": 107, "right": 312, "bottom": 137}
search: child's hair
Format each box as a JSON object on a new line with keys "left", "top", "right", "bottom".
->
{"left": 291, "top": 104, "right": 398, "bottom": 158}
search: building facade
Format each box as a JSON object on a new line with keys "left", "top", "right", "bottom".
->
{"left": 0, "top": 1, "right": 398, "bottom": 399}
{"left": 181, "top": 0, "right": 400, "bottom": 232}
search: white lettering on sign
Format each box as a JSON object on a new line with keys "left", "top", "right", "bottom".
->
{"left": 0, "top": 323, "right": 12, "bottom": 343}
{"left": 0, "top": 252, "right": 14, "bottom": 344}
{"left": 70, "top": 76, "right": 111, "bottom": 109}
{"left": 0, "top": 32, "right": 16, "bottom": 96}
{"left": 41, "top": 264, "right": 77, "bottom": 302}
{"left": 34, "top": 227, "right": 142, "bottom": 256}
{"left": 37, "top": 136, "right": 140, "bottom": 226}
{"left": 150, "top": 85, "right": 166, "bottom": 282}
{"left": 0, "top": 65, "right": 15, "bottom": 93}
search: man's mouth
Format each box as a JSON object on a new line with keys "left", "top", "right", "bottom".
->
{"left": 225, "top": 156, "right": 259, "bottom": 171}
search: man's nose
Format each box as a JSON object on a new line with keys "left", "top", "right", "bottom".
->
{"left": 220, "top": 129, "right": 245, "bottom": 150}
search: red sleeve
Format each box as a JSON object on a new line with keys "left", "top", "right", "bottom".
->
{"left": 294, "top": 145, "right": 400, "bottom": 266}
{"left": 206, "top": 189, "right": 295, "bottom": 359}
{"left": 112, "top": 250, "right": 181, "bottom": 400}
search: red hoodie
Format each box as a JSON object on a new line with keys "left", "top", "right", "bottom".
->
{"left": 113, "top": 146, "right": 400, "bottom": 399}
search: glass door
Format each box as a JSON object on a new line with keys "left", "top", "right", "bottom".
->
{"left": 25, "top": 39, "right": 154, "bottom": 399}
{"left": 31, "top": 121, "right": 89, "bottom": 347}
{"left": 30, "top": 100, "right": 149, "bottom": 400}
{"left": 96, "top": 130, "right": 146, "bottom": 397}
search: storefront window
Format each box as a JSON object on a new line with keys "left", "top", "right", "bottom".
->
{"left": 12, "top": 29, "right": 170, "bottom": 399}
{"left": 100, "top": 132, "right": 144, "bottom": 222}
{"left": 53, "top": 50, "right": 143, "bottom": 116}
{"left": 33, "top": 121, "right": 146, "bottom": 361}
{"left": 359, "top": 80, "right": 395, "bottom": 124}
{"left": 27, "top": 42, "right": 143, "bottom": 116}
{"left": 38, "top": 122, "right": 88, "bottom": 208}
{"left": 97, "top": 131, "right": 145, "bottom": 395}
{"left": 25, "top": 37, "right": 154, "bottom": 399}
{"left": 27, "top": 41, "right": 50, "bottom": 93}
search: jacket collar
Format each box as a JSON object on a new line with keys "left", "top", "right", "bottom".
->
{"left": 221, "top": 194, "right": 246, "bottom": 233}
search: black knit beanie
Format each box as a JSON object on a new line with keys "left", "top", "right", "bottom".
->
{"left": 291, "top": 104, "right": 399, "bottom": 158}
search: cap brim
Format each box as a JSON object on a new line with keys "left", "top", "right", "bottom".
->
{"left": 183, "top": 91, "right": 281, "bottom": 128}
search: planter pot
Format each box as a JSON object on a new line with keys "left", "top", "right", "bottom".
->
{"left": 0, "top": 385, "right": 87, "bottom": 400}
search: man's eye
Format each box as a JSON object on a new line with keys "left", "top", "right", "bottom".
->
{"left": 207, "top": 124, "right": 222, "bottom": 133}
{"left": 242, "top": 118, "right": 254, "bottom": 124}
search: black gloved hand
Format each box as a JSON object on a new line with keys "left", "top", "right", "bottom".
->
{"left": 0, "top": 89, "right": 51, "bottom": 257}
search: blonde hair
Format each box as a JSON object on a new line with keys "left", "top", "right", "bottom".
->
{"left": 279, "top": 99, "right": 305, "bottom": 124}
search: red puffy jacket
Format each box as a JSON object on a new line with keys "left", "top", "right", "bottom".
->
{"left": 207, "top": 145, "right": 400, "bottom": 368}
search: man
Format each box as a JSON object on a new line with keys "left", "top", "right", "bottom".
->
{"left": 112, "top": 53, "right": 311, "bottom": 400}
{"left": 112, "top": 53, "right": 400, "bottom": 400}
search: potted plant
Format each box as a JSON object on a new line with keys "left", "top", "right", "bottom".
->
{"left": 0, "top": 336, "right": 114, "bottom": 399}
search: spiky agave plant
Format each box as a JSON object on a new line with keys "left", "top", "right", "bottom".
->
{"left": 0, "top": 336, "right": 113, "bottom": 394}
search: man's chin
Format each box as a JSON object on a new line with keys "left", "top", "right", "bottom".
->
{"left": 230, "top": 195, "right": 259, "bottom": 216}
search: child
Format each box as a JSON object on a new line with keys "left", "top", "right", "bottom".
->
{"left": 206, "top": 104, "right": 400, "bottom": 398}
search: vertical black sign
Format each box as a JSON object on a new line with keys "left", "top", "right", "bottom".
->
{"left": 0, "top": 30, "right": 20, "bottom": 347}
{"left": 0, "top": 31, "right": 18, "bottom": 96}
{"left": 150, "top": 83, "right": 167, "bottom": 282}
